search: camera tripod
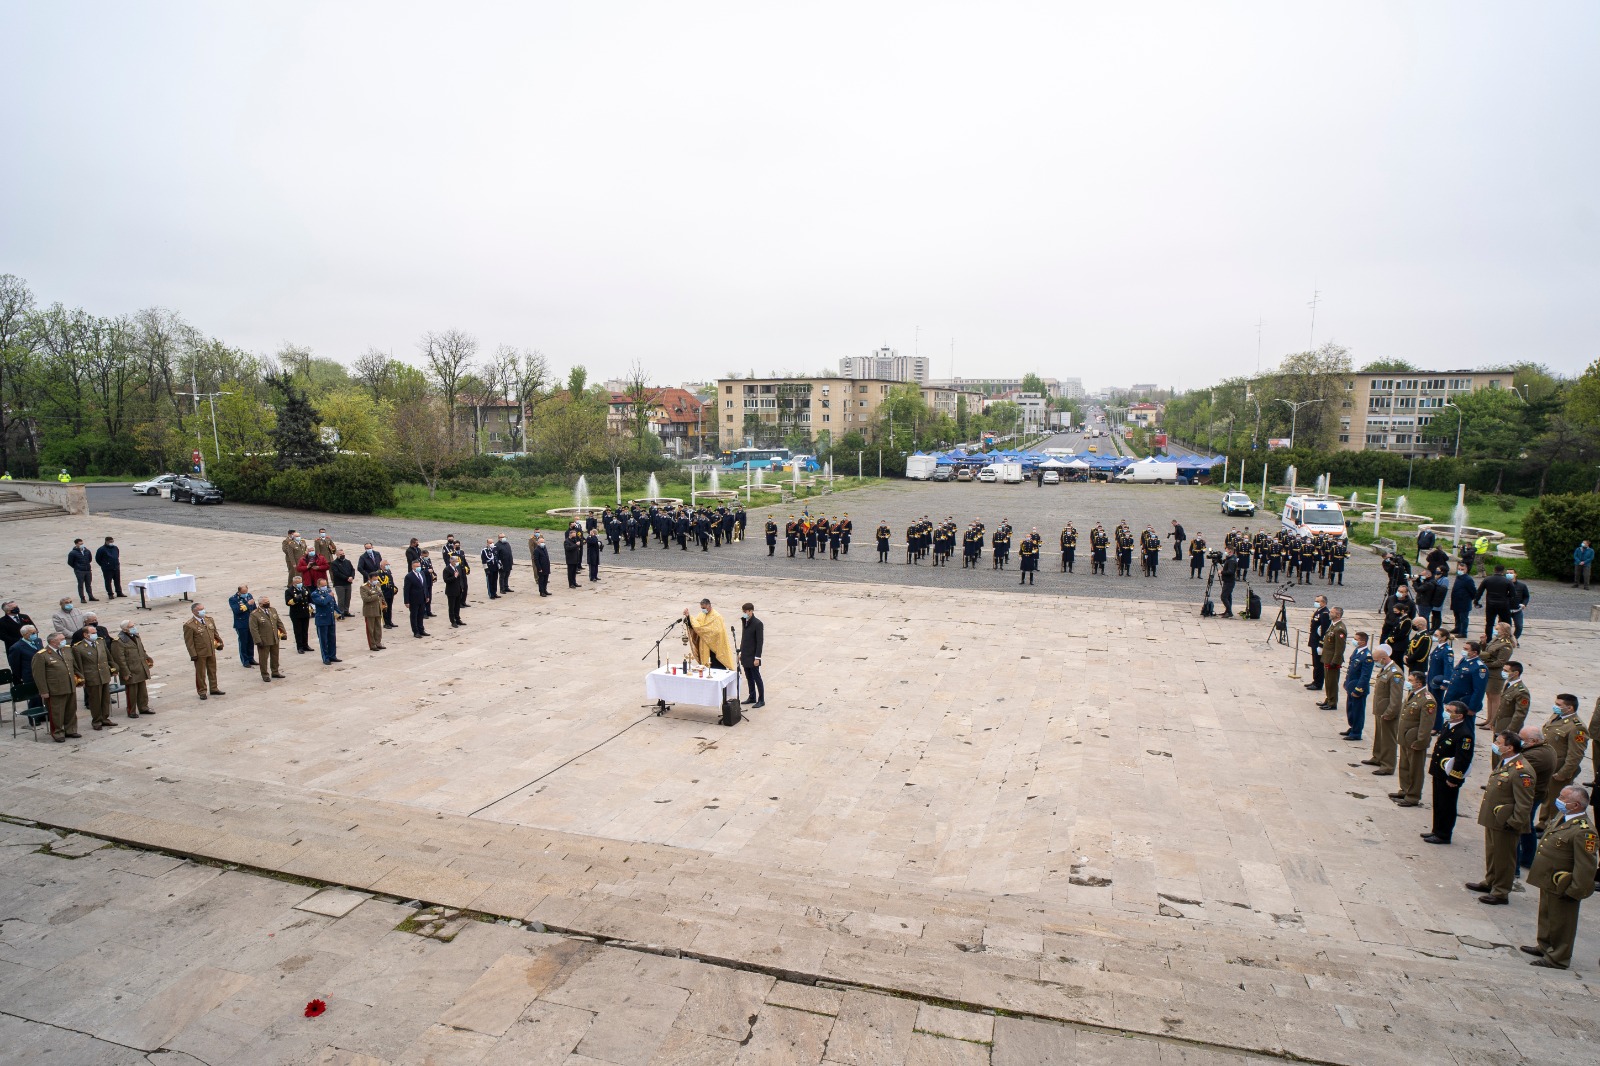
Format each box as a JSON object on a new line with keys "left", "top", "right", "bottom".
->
{"left": 1266, "top": 586, "right": 1294, "bottom": 647}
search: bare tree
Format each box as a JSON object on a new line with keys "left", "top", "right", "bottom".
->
{"left": 352, "top": 347, "right": 393, "bottom": 401}
{"left": 34, "top": 303, "right": 93, "bottom": 436}
{"left": 133, "top": 307, "right": 194, "bottom": 431}
{"left": 420, "top": 329, "right": 477, "bottom": 447}
{"left": 83, "top": 316, "right": 137, "bottom": 442}
{"left": 458, "top": 357, "right": 509, "bottom": 455}
{"left": 504, "top": 347, "right": 548, "bottom": 451}
{"left": 392, "top": 393, "right": 463, "bottom": 499}
{"left": 621, "top": 359, "right": 660, "bottom": 457}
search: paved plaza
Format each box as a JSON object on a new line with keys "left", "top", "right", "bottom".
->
{"left": 2, "top": 513, "right": 1598, "bottom": 1063}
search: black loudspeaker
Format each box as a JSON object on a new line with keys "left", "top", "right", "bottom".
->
{"left": 721, "top": 698, "right": 742, "bottom": 727}
{"left": 1247, "top": 590, "right": 1262, "bottom": 620}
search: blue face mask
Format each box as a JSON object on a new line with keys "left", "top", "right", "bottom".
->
{"left": 1554, "top": 798, "right": 1568, "bottom": 817}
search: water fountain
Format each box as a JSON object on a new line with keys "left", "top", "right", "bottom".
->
{"left": 646, "top": 473, "right": 660, "bottom": 500}
{"left": 1415, "top": 483, "right": 1507, "bottom": 551}
{"left": 755, "top": 469, "right": 765, "bottom": 489}
{"left": 627, "top": 468, "right": 682, "bottom": 509}
{"left": 1453, "top": 484, "right": 1468, "bottom": 545}
{"left": 709, "top": 468, "right": 720, "bottom": 492}
{"left": 1286, "top": 465, "right": 1297, "bottom": 494}
{"left": 547, "top": 474, "right": 607, "bottom": 520}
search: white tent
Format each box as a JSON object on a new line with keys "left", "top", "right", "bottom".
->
{"left": 1038, "top": 458, "right": 1070, "bottom": 468}
{"left": 1063, "top": 458, "right": 1090, "bottom": 469}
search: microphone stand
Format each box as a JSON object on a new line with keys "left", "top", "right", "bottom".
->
{"left": 643, "top": 617, "right": 682, "bottom": 668}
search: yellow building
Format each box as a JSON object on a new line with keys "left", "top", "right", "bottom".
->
{"left": 716, "top": 376, "right": 901, "bottom": 447}
{"left": 1338, "top": 370, "right": 1510, "bottom": 454}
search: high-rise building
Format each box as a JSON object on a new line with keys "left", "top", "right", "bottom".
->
{"left": 840, "top": 347, "right": 929, "bottom": 384}
{"left": 1058, "top": 378, "right": 1085, "bottom": 400}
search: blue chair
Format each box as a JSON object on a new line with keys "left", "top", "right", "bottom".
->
{"left": 2, "top": 667, "right": 47, "bottom": 740}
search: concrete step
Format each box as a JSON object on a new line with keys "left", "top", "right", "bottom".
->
{"left": 0, "top": 501, "right": 70, "bottom": 521}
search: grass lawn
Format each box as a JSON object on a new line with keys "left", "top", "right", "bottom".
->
{"left": 379, "top": 477, "right": 887, "bottom": 530}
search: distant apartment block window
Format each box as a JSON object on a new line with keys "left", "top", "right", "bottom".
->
{"left": 1424, "top": 378, "right": 1446, "bottom": 390}
{"left": 1366, "top": 434, "right": 1387, "bottom": 445}
{"left": 725, "top": 400, "right": 733, "bottom": 408}
{"left": 822, "top": 414, "right": 830, "bottom": 422}
{"left": 1449, "top": 378, "right": 1472, "bottom": 390}
{"left": 1338, "top": 434, "right": 1350, "bottom": 443}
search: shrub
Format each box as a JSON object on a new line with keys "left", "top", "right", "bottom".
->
{"left": 315, "top": 455, "right": 396, "bottom": 513}
{"left": 1520, "top": 493, "right": 1600, "bottom": 579}
{"left": 211, "top": 455, "right": 276, "bottom": 501}
{"left": 266, "top": 467, "right": 316, "bottom": 509}
{"left": 212, "top": 454, "right": 394, "bottom": 515}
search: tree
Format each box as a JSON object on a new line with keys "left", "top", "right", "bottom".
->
{"left": 0, "top": 275, "right": 39, "bottom": 473}
{"left": 391, "top": 393, "right": 461, "bottom": 499}
{"left": 620, "top": 360, "right": 660, "bottom": 457}
{"left": 503, "top": 347, "right": 548, "bottom": 452}
{"left": 267, "top": 372, "right": 333, "bottom": 469}
{"left": 1360, "top": 358, "right": 1418, "bottom": 373}
{"left": 1268, "top": 343, "right": 1351, "bottom": 449}
{"left": 316, "top": 389, "right": 388, "bottom": 455}
{"left": 420, "top": 329, "right": 477, "bottom": 447}
{"left": 537, "top": 390, "right": 605, "bottom": 471}
{"left": 352, "top": 347, "right": 393, "bottom": 401}
{"left": 1020, "top": 372, "right": 1046, "bottom": 395}
{"left": 211, "top": 381, "right": 276, "bottom": 456}
{"left": 1521, "top": 493, "right": 1600, "bottom": 579}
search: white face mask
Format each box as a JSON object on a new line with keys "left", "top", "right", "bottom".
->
{"left": 195, "top": 609, "right": 205, "bottom": 618}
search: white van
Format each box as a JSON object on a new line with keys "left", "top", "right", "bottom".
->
{"left": 1114, "top": 460, "right": 1179, "bottom": 485}
{"left": 905, "top": 455, "right": 938, "bottom": 480}
{"left": 1281, "top": 496, "right": 1348, "bottom": 541}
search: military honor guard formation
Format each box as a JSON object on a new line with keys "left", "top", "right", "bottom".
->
{"left": 2, "top": 498, "right": 1595, "bottom": 974}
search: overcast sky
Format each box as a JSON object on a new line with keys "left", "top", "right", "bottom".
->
{"left": 3, "top": 2, "right": 1596, "bottom": 390}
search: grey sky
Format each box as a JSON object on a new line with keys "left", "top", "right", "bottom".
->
{"left": 3, "top": 2, "right": 1596, "bottom": 390}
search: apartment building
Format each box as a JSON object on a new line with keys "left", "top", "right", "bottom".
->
{"left": 1127, "top": 401, "right": 1164, "bottom": 428}
{"left": 1338, "top": 370, "right": 1509, "bottom": 453}
{"left": 840, "top": 347, "right": 929, "bottom": 384}
{"left": 927, "top": 376, "right": 1064, "bottom": 398}
{"left": 920, "top": 385, "right": 986, "bottom": 421}
{"left": 458, "top": 398, "right": 526, "bottom": 454}
{"left": 716, "top": 376, "right": 901, "bottom": 447}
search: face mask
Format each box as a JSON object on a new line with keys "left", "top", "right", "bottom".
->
{"left": 1555, "top": 798, "right": 1568, "bottom": 817}
{"left": 62, "top": 603, "right": 74, "bottom": 612}
{"left": 129, "top": 627, "right": 138, "bottom": 635}
{"left": 1403, "top": 680, "right": 1412, "bottom": 693}
{"left": 1554, "top": 704, "right": 1566, "bottom": 716}
{"left": 5, "top": 607, "right": 16, "bottom": 616}
{"left": 196, "top": 609, "right": 205, "bottom": 618}
{"left": 86, "top": 632, "right": 96, "bottom": 642}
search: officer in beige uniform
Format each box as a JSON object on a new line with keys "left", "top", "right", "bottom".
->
{"left": 33, "top": 632, "right": 80, "bottom": 741}
{"left": 248, "top": 597, "right": 287, "bottom": 682}
{"left": 1392, "top": 670, "right": 1436, "bottom": 806}
{"left": 1490, "top": 662, "right": 1532, "bottom": 768}
{"left": 1523, "top": 785, "right": 1597, "bottom": 969}
{"left": 72, "top": 624, "right": 114, "bottom": 730}
{"left": 313, "top": 527, "right": 338, "bottom": 559}
{"left": 109, "top": 620, "right": 154, "bottom": 717}
{"left": 1361, "top": 645, "right": 1403, "bottom": 775}
{"left": 1469, "top": 732, "right": 1536, "bottom": 905}
{"left": 1315, "top": 607, "right": 1347, "bottom": 709}
{"left": 182, "top": 603, "right": 226, "bottom": 700}
{"left": 1541, "top": 694, "right": 1589, "bottom": 826}
{"left": 282, "top": 529, "right": 307, "bottom": 582}
{"left": 1480, "top": 623, "right": 1515, "bottom": 724}
{"left": 359, "top": 576, "right": 386, "bottom": 651}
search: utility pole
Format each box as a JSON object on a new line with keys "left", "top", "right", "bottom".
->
{"left": 1443, "top": 400, "right": 1463, "bottom": 458}
{"left": 177, "top": 382, "right": 232, "bottom": 477}
{"left": 1307, "top": 287, "right": 1321, "bottom": 350}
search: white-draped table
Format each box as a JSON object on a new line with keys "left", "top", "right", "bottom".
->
{"left": 645, "top": 665, "right": 739, "bottom": 716}
{"left": 129, "top": 573, "right": 197, "bottom": 610}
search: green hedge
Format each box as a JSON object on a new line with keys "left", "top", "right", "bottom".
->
{"left": 1521, "top": 493, "right": 1600, "bottom": 579}
{"left": 211, "top": 455, "right": 396, "bottom": 514}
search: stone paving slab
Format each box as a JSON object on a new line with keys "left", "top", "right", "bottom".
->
{"left": 3, "top": 515, "right": 1600, "bottom": 1064}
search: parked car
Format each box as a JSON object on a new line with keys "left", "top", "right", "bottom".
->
{"left": 1221, "top": 491, "right": 1256, "bottom": 517}
{"left": 132, "top": 473, "right": 181, "bottom": 495}
{"left": 170, "top": 475, "right": 223, "bottom": 504}
{"left": 931, "top": 466, "right": 952, "bottom": 481}
{"left": 954, "top": 467, "right": 975, "bottom": 482}
{"left": 976, "top": 467, "right": 998, "bottom": 483}
{"left": 1042, "top": 470, "right": 1061, "bottom": 484}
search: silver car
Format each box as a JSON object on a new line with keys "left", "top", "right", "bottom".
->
{"left": 131, "top": 473, "right": 180, "bottom": 495}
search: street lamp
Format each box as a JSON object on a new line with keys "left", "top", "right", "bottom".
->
{"left": 1277, "top": 398, "right": 1324, "bottom": 449}
{"left": 1442, "top": 400, "right": 1463, "bottom": 458}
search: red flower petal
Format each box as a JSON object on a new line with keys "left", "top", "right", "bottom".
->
{"left": 304, "top": 999, "right": 327, "bottom": 1017}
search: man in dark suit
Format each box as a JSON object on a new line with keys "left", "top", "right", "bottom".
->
{"left": 563, "top": 527, "right": 583, "bottom": 589}
{"left": 403, "top": 561, "right": 429, "bottom": 638}
{"left": 532, "top": 534, "right": 552, "bottom": 597}
{"left": 585, "top": 528, "right": 602, "bottom": 582}
{"left": 0, "top": 601, "right": 35, "bottom": 652}
{"left": 94, "top": 536, "right": 124, "bottom": 598}
{"left": 1475, "top": 565, "right": 1516, "bottom": 640}
{"left": 479, "top": 538, "right": 501, "bottom": 599}
{"left": 68, "top": 538, "right": 96, "bottom": 602}
{"left": 442, "top": 554, "right": 467, "bottom": 627}
{"left": 739, "top": 603, "right": 765, "bottom": 708}
{"left": 357, "top": 542, "right": 383, "bottom": 582}
{"left": 493, "top": 534, "right": 515, "bottom": 593}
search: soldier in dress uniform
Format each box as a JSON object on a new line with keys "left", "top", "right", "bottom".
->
{"left": 284, "top": 576, "right": 313, "bottom": 653}
{"left": 1540, "top": 694, "right": 1589, "bottom": 827}
{"left": 71, "top": 624, "right": 113, "bottom": 730}
{"left": 1491, "top": 661, "right": 1533, "bottom": 758}
{"left": 1114, "top": 522, "right": 1133, "bottom": 576}
{"left": 1140, "top": 527, "right": 1160, "bottom": 577}
{"left": 33, "top": 632, "right": 80, "bottom": 741}
{"left": 785, "top": 516, "right": 799, "bottom": 557}
{"left": 359, "top": 575, "right": 387, "bottom": 652}
{"left": 1392, "top": 670, "right": 1437, "bottom": 806}
{"left": 828, "top": 519, "right": 843, "bottom": 560}
{"left": 282, "top": 529, "right": 308, "bottom": 582}
{"left": 1358, "top": 642, "right": 1399, "bottom": 763}
{"left": 1422, "top": 700, "right": 1475, "bottom": 844}
{"left": 1018, "top": 529, "right": 1039, "bottom": 585}
{"left": 765, "top": 516, "right": 778, "bottom": 556}
{"left": 1468, "top": 732, "right": 1535, "bottom": 904}
{"left": 1481, "top": 622, "right": 1516, "bottom": 718}
{"left": 1236, "top": 526, "right": 1251, "bottom": 574}
{"left": 1266, "top": 536, "right": 1284, "bottom": 583}
{"left": 249, "top": 596, "right": 287, "bottom": 681}
{"left": 1090, "top": 524, "right": 1109, "bottom": 575}
{"left": 1327, "top": 538, "right": 1348, "bottom": 585}
{"left": 1060, "top": 523, "right": 1077, "bottom": 572}
{"left": 182, "top": 603, "right": 225, "bottom": 700}
{"left": 110, "top": 620, "right": 153, "bottom": 717}
{"left": 839, "top": 514, "right": 852, "bottom": 554}
{"left": 992, "top": 523, "right": 1011, "bottom": 569}
{"left": 874, "top": 521, "right": 890, "bottom": 562}
{"left": 1188, "top": 533, "right": 1206, "bottom": 578}
{"left": 1523, "top": 785, "right": 1597, "bottom": 969}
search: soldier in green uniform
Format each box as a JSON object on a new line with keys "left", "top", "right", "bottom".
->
{"left": 1481, "top": 622, "right": 1516, "bottom": 724}
{"left": 1392, "top": 670, "right": 1436, "bottom": 805}
{"left": 1540, "top": 694, "right": 1589, "bottom": 826}
{"left": 1359, "top": 643, "right": 1400, "bottom": 769}
{"left": 1316, "top": 607, "right": 1347, "bottom": 710}
{"left": 1490, "top": 661, "right": 1532, "bottom": 764}
{"left": 109, "top": 620, "right": 153, "bottom": 718}
{"left": 1522, "top": 785, "right": 1597, "bottom": 968}
{"left": 33, "top": 632, "right": 80, "bottom": 741}
{"left": 1468, "top": 732, "right": 1536, "bottom": 904}
{"left": 72, "top": 625, "right": 114, "bottom": 730}
{"left": 248, "top": 597, "right": 287, "bottom": 681}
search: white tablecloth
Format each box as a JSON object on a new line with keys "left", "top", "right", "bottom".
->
{"left": 130, "top": 573, "right": 198, "bottom": 599}
{"left": 645, "top": 666, "right": 739, "bottom": 708}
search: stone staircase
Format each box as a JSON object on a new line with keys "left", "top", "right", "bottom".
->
{"left": 2, "top": 750, "right": 1594, "bottom": 1065}
{"left": 0, "top": 488, "right": 71, "bottom": 521}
